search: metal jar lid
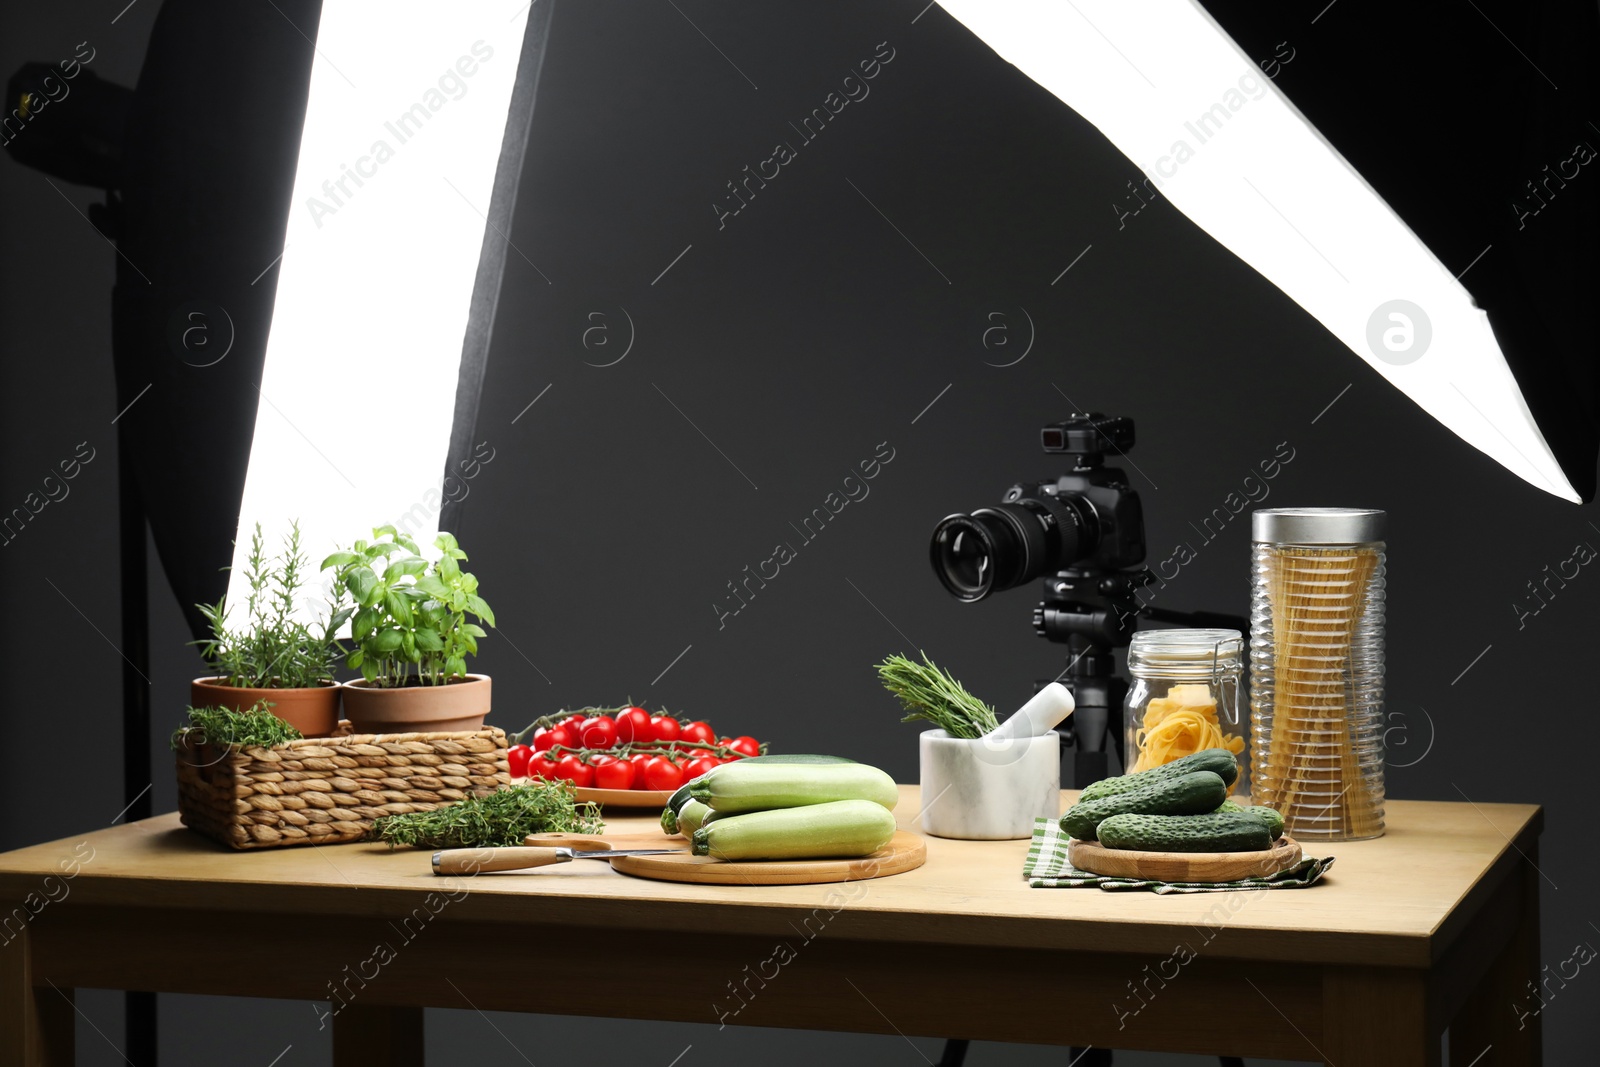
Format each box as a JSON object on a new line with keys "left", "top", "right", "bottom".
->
{"left": 1252, "top": 507, "right": 1386, "bottom": 544}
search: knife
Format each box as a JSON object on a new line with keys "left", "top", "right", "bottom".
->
{"left": 432, "top": 846, "right": 682, "bottom": 876}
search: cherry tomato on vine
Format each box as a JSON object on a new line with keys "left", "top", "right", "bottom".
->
{"left": 616, "top": 706, "right": 652, "bottom": 744}
{"left": 627, "top": 753, "right": 653, "bottom": 788}
{"left": 508, "top": 744, "right": 534, "bottom": 778}
{"left": 541, "top": 724, "right": 576, "bottom": 752}
{"left": 580, "top": 715, "right": 618, "bottom": 749}
{"left": 531, "top": 728, "right": 557, "bottom": 753}
{"left": 729, "top": 736, "right": 761, "bottom": 758}
{"left": 681, "top": 721, "right": 716, "bottom": 745}
{"left": 555, "top": 754, "right": 594, "bottom": 788}
{"left": 642, "top": 757, "right": 683, "bottom": 791}
{"left": 649, "top": 715, "right": 681, "bottom": 743}
{"left": 595, "top": 758, "right": 635, "bottom": 790}
{"left": 529, "top": 752, "right": 559, "bottom": 780}
{"left": 683, "top": 756, "right": 720, "bottom": 782}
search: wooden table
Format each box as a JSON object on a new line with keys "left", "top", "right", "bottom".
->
{"left": 0, "top": 787, "right": 1542, "bottom": 1066}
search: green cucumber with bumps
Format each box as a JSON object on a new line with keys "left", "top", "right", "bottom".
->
{"left": 1078, "top": 748, "right": 1239, "bottom": 804}
{"left": 1216, "top": 800, "right": 1285, "bottom": 840}
{"left": 1097, "top": 812, "right": 1272, "bottom": 853}
{"left": 662, "top": 753, "right": 855, "bottom": 832}
{"left": 1061, "top": 770, "right": 1227, "bottom": 840}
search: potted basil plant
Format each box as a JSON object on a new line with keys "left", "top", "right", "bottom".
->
{"left": 191, "top": 522, "right": 352, "bottom": 737}
{"left": 321, "top": 526, "right": 496, "bottom": 734}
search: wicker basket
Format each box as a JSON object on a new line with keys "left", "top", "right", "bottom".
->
{"left": 175, "top": 722, "right": 510, "bottom": 849}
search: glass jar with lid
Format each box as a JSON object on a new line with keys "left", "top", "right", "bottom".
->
{"left": 1124, "top": 628, "right": 1247, "bottom": 796}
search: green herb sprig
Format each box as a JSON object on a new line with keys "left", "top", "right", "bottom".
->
{"left": 171, "top": 703, "right": 304, "bottom": 750}
{"left": 321, "top": 527, "right": 494, "bottom": 688}
{"left": 877, "top": 651, "right": 999, "bottom": 739}
{"left": 193, "top": 521, "right": 352, "bottom": 688}
{"left": 370, "top": 781, "right": 603, "bottom": 849}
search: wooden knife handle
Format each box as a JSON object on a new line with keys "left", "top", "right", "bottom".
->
{"left": 432, "top": 847, "right": 570, "bottom": 875}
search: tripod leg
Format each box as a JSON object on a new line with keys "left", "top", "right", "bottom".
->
{"left": 937, "top": 1039, "right": 969, "bottom": 1067}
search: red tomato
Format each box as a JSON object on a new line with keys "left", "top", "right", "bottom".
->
{"left": 615, "top": 706, "right": 652, "bottom": 744}
{"left": 642, "top": 757, "right": 683, "bottom": 791}
{"left": 681, "top": 721, "right": 715, "bottom": 745}
{"left": 649, "top": 715, "right": 681, "bottom": 743}
{"left": 532, "top": 727, "right": 556, "bottom": 753}
{"left": 508, "top": 744, "right": 533, "bottom": 778}
{"left": 555, "top": 754, "right": 594, "bottom": 788}
{"left": 729, "top": 736, "right": 761, "bottom": 758}
{"left": 529, "top": 752, "right": 559, "bottom": 780}
{"left": 580, "top": 715, "right": 618, "bottom": 749}
{"left": 627, "top": 754, "right": 653, "bottom": 787}
{"left": 554, "top": 725, "right": 581, "bottom": 752}
{"left": 594, "top": 758, "right": 635, "bottom": 790}
{"left": 684, "top": 756, "right": 720, "bottom": 782}
{"left": 590, "top": 753, "right": 617, "bottom": 767}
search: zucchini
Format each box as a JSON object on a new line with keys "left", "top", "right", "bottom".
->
{"left": 672, "top": 798, "right": 713, "bottom": 838}
{"left": 690, "top": 761, "right": 897, "bottom": 813}
{"left": 1097, "top": 812, "right": 1271, "bottom": 853}
{"left": 1078, "top": 748, "right": 1239, "bottom": 803}
{"left": 1061, "top": 770, "right": 1227, "bottom": 840}
{"left": 663, "top": 753, "right": 856, "bottom": 828}
{"left": 691, "top": 799, "right": 896, "bottom": 860}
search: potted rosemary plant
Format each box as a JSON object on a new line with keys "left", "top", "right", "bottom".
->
{"left": 321, "top": 527, "right": 496, "bottom": 734}
{"left": 191, "top": 522, "right": 352, "bottom": 737}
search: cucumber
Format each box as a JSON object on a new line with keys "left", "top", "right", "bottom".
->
{"left": 663, "top": 753, "right": 856, "bottom": 829}
{"left": 1214, "top": 800, "right": 1286, "bottom": 840}
{"left": 690, "top": 761, "right": 897, "bottom": 813}
{"left": 1078, "top": 748, "right": 1239, "bottom": 803}
{"left": 1097, "top": 812, "right": 1272, "bottom": 853}
{"left": 1061, "top": 770, "right": 1227, "bottom": 840}
{"left": 691, "top": 799, "right": 896, "bottom": 860}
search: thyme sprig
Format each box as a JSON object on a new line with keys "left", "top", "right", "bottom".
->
{"left": 171, "top": 703, "right": 304, "bottom": 750}
{"left": 369, "top": 780, "right": 603, "bottom": 849}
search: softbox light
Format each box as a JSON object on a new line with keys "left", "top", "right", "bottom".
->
{"left": 226, "top": 0, "right": 552, "bottom": 616}
{"left": 938, "top": 0, "right": 1598, "bottom": 502}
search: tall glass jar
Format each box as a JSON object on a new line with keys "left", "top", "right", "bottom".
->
{"left": 1124, "top": 629, "right": 1247, "bottom": 796}
{"left": 1250, "top": 508, "right": 1386, "bottom": 841}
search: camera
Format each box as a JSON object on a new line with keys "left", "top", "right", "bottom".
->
{"left": 929, "top": 414, "right": 1146, "bottom": 602}
{"left": 927, "top": 414, "right": 1245, "bottom": 788}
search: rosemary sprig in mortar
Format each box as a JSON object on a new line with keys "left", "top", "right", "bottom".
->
{"left": 369, "top": 780, "right": 603, "bottom": 849}
{"left": 877, "top": 651, "right": 999, "bottom": 740}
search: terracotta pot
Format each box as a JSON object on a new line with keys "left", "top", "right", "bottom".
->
{"left": 339, "top": 674, "right": 492, "bottom": 734}
{"left": 189, "top": 677, "right": 342, "bottom": 738}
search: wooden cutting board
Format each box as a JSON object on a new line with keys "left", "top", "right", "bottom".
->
{"left": 527, "top": 830, "right": 927, "bottom": 886}
{"left": 1067, "top": 836, "right": 1302, "bottom": 882}
{"left": 570, "top": 786, "right": 674, "bottom": 808}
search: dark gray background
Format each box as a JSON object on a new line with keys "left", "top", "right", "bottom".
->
{"left": 3, "top": 1, "right": 1594, "bottom": 1065}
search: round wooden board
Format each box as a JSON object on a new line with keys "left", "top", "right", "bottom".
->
{"left": 1067, "top": 836, "right": 1302, "bottom": 882}
{"left": 610, "top": 829, "right": 927, "bottom": 886}
{"left": 571, "top": 786, "right": 674, "bottom": 808}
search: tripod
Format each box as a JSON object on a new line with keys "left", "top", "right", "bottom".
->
{"left": 1034, "top": 567, "right": 1248, "bottom": 788}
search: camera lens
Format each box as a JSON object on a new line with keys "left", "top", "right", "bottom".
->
{"left": 931, "top": 499, "right": 1086, "bottom": 602}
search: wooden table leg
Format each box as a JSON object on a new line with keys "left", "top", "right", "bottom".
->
{"left": 331, "top": 1003, "right": 424, "bottom": 1067}
{"left": 0, "top": 924, "right": 74, "bottom": 1067}
{"left": 1322, "top": 966, "right": 1441, "bottom": 1067}
{"left": 1450, "top": 851, "right": 1543, "bottom": 1066}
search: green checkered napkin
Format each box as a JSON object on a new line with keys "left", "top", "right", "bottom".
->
{"left": 1025, "top": 817, "right": 1335, "bottom": 893}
